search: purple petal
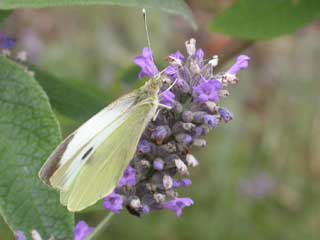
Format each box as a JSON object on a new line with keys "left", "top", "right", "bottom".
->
{"left": 118, "top": 166, "right": 136, "bottom": 187}
{"left": 193, "top": 78, "right": 222, "bottom": 103}
{"left": 134, "top": 47, "right": 159, "bottom": 79}
{"left": 160, "top": 90, "right": 175, "bottom": 107}
{"left": 15, "top": 231, "right": 26, "bottom": 240}
{"left": 170, "top": 50, "right": 185, "bottom": 62}
{"left": 227, "top": 55, "right": 250, "bottom": 75}
{"left": 0, "top": 33, "right": 16, "bottom": 50}
{"left": 162, "top": 198, "right": 194, "bottom": 217}
{"left": 103, "top": 192, "right": 124, "bottom": 214}
{"left": 74, "top": 221, "right": 94, "bottom": 240}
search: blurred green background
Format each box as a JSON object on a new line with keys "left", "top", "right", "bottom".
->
{"left": 1, "top": 0, "right": 320, "bottom": 239}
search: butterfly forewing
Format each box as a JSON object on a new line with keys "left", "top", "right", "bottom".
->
{"left": 61, "top": 101, "right": 157, "bottom": 211}
{"left": 39, "top": 93, "right": 137, "bottom": 188}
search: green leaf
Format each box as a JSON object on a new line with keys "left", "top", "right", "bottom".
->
{"left": 210, "top": 0, "right": 320, "bottom": 40}
{"left": 0, "top": 0, "right": 196, "bottom": 29}
{"left": 32, "top": 67, "right": 108, "bottom": 124}
{"left": 0, "top": 56, "right": 73, "bottom": 239}
{"left": 0, "top": 10, "right": 11, "bottom": 24}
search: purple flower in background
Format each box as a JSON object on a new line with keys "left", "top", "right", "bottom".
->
{"left": 103, "top": 192, "right": 124, "bottom": 214}
{"left": 228, "top": 55, "right": 250, "bottom": 75}
{"left": 134, "top": 47, "right": 159, "bottom": 79}
{"left": 74, "top": 221, "right": 94, "bottom": 240}
{"left": 160, "top": 90, "right": 175, "bottom": 107}
{"left": 194, "top": 78, "right": 222, "bottom": 103}
{"left": 239, "top": 173, "right": 277, "bottom": 200}
{"left": 162, "top": 198, "right": 194, "bottom": 217}
{"left": 118, "top": 166, "right": 136, "bottom": 187}
{"left": 0, "top": 33, "right": 16, "bottom": 50}
{"left": 15, "top": 231, "right": 26, "bottom": 240}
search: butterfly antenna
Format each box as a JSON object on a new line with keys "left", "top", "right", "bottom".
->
{"left": 142, "top": 8, "right": 152, "bottom": 54}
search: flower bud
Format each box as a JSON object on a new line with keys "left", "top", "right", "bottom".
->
{"left": 219, "top": 108, "right": 234, "bottom": 122}
{"left": 137, "top": 139, "right": 152, "bottom": 154}
{"left": 163, "top": 174, "right": 173, "bottom": 189}
{"left": 182, "top": 122, "right": 196, "bottom": 131}
{"left": 185, "top": 38, "right": 196, "bottom": 56}
{"left": 175, "top": 159, "right": 189, "bottom": 176}
{"left": 193, "top": 138, "right": 207, "bottom": 148}
{"left": 130, "top": 198, "right": 142, "bottom": 209}
{"left": 154, "top": 193, "right": 166, "bottom": 203}
{"left": 175, "top": 133, "right": 193, "bottom": 145}
{"left": 218, "top": 89, "right": 230, "bottom": 98}
{"left": 203, "top": 114, "right": 219, "bottom": 128}
{"left": 205, "top": 101, "right": 218, "bottom": 113}
{"left": 153, "top": 158, "right": 164, "bottom": 171}
{"left": 192, "top": 111, "right": 207, "bottom": 124}
{"left": 182, "top": 111, "right": 194, "bottom": 122}
{"left": 173, "top": 179, "right": 192, "bottom": 188}
{"left": 186, "top": 154, "right": 199, "bottom": 167}
{"left": 209, "top": 55, "right": 219, "bottom": 67}
{"left": 151, "top": 125, "right": 171, "bottom": 144}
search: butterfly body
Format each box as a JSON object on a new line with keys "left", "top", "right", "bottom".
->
{"left": 39, "top": 77, "right": 162, "bottom": 211}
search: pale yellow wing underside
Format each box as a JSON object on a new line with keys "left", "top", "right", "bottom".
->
{"left": 60, "top": 101, "right": 156, "bottom": 211}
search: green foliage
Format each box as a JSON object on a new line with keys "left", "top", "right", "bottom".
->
{"left": 210, "top": 0, "right": 320, "bottom": 40}
{"left": 0, "top": 0, "right": 196, "bottom": 29}
{"left": 0, "top": 10, "right": 11, "bottom": 24}
{"left": 0, "top": 57, "right": 73, "bottom": 239}
{"left": 32, "top": 67, "right": 108, "bottom": 124}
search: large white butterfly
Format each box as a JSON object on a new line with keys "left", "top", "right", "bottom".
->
{"left": 39, "top": 77, "right": 162, "bottom": 212}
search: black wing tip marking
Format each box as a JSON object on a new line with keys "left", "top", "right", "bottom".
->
{"left": 39, "top": 134, "right": 75, "bottom": 185}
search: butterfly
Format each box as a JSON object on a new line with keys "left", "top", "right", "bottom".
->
{"left": 39, "top": 76, "right": 163, "bottom": 212}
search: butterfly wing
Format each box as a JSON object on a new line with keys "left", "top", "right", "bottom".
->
{"left": 39, "top": 92, "right": 138, "bottom": 189}
{"left": 61, "top": 101, "right": 156, "bottom": 211}
{"left": 39, "top": 89, "right": 158, "bottom": 211}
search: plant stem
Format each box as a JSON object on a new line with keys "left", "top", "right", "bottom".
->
{"left": 88, "top": 212, "right": 114, "bottom": 240}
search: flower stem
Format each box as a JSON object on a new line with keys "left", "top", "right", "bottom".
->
{"left": 88, "top": 212, "right": 114, "bottom": 240}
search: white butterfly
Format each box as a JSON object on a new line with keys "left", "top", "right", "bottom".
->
{"left": 39, "top": 77, "right": 162, "bottom": 211}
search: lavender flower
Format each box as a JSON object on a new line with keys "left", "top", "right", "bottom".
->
{"left": 101, "top": 38, "right": 249, "bottom": 217}
{"left": 137, "top": 139, "right": 152, "bottom": 154}
{"left": 228, "top": 55, "right": 250, "bottom": 75}
{"left": 195, "top": 48, "right": 204, "bottom": 62}
{"left": 239, "top": 173, "right": 277, "bottom": 200}
{"left": 162, "top": 198, "right": 194, "bottom": 217}
{"left": 134, "top": 47, "right": 159, "bottom": 79}
{"left": 15, "top": 231, "right": 26, "bottom": 240}
{"left": 193, "top": 77, "right": 222, "bottom": 103}
{"left": 219, "top": 108, "right": 234, "bottom": 122}
{"left": 0, "top": 33, "right": 16, "bottom": 50}
{"left": 103, "top": 191, "right": 124, "bottom": 214}
{"left": 160, "top": 90, "right": 175, "bottom": 107}
{"left": 203, "top": 114, "right": 219, "bottom": 128}
{"left": 153, "top": 158, "right": 164, "bottom": 170}
{"left": 118, "top": 166, "right": 136, "bottom": 187}
{"left": 173, "top": 179, "right": 192, "bottom": 188}
{"left": 74, "top": 221, "right": 94, "bottom": 240}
